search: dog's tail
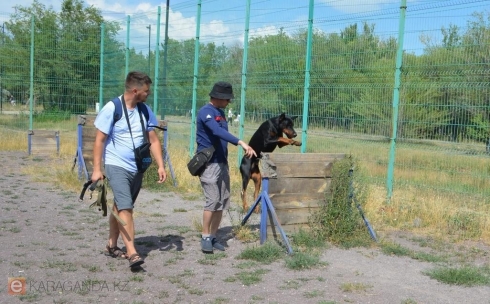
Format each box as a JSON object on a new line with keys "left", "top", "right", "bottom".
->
{"left": 240, "top": 156, "right": 252, "bottom": 191}
{"left": 239, "top": 156, "right": 252, "bottom": 201}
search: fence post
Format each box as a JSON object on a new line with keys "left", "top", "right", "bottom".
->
{"left": 161, "top": 0, "right": 170, "bottom": 120}
{"left": 125, "top": 15, "right": 130, "bottom": 76}
{"left": 29, "top": 15, "right": 34, "bottom": 131}
{"left": 189, "top": 0, "right": 202, "bottom": 157}
{"left": 153, "top": 6, "right": 161, "bottom": 112}
{"left": 99, "top": 22, "right": 105, "bottom": 109}
{"left": 237, "top": 0, "right": 252, "bottom": 167}
{"left": 386, "top": 0, "right": 407, "bottom": 202}
{"left": 300, "top": 0, "right": 314, "bottom": 153}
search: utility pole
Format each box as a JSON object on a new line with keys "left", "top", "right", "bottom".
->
{"left": 146, "top": 25, "right": 151, "bottom": 75}
{"left": 1, "top": 23, "right": 4, "bottom": 113}
{"left": 161, "top": 0, "right": 170, "bottom": 119}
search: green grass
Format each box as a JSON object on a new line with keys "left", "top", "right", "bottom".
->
{"left": 303, "top": 289, "right": 325, "bottom": 298}
{"left": 279, "top": 280, "right": 303, "bottom": 290}
{"left": 284, "top": 251, "right": 327, "bottom": 270}
{"left": 380, "top": 241, "right": 447, "bottom": 263}
{"left": 236, "top": 241, "right": 284, "bottom": 264}
{"left": 197, "top": 252, "right": 227, "bottom": 265}
{"left": 290, "top": 228, "right": 327, "bottom": 249}
{"left": 340, "top": 282, "right": 372, "bottom": 292}
{"left": 160, "top": 225, "right": 193, "bottom": 235}
{"left": 129, "top": 275, "right": 144, "bottom": 282}
{"left": 40, "top": 260, "right": 77, "bottom": 272}
{"left": 234, "top": 268, "right": 270, "bottom": 286}
{"left": 424, "top": 265, "right": 490, "bottom": 286}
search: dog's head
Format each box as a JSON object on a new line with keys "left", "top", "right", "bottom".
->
{"left": 277, "top": 113, "right": 298, "bottom": 139}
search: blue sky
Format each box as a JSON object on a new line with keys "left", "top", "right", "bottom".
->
{"left": 1, "top": 0, "right": 488, "bottom": 54}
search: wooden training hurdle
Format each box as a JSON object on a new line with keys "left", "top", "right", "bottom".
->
{"left": 27, "top": 130, "right": 60, "bottom": 156}
{"left": 75, "top": 115, "right": 96, "bottom": 180}
{"left": 267, "top": 153, "right": 346, "bottom": 236}
{"left": 241, "top": 152, "right": 346, "bottom": 251}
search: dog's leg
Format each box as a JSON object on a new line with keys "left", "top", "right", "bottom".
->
{"left": 240, "top": 157, "right": 253, "bottom": 212}
{"left": 251, "top": 167, "right": 261, "bottom": 214}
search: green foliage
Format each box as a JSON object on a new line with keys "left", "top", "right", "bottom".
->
{"left": 290, "top": 228, "right": 327, "bottom": 250}
{"left": 233, "top": 269, "right": 270, "bottom": 286}
{"left": 284, "top": 251, "right": 326, "bottom": 270}
{"left": 309, "top": 156, "right": 371, "bottom": 246}
{"left": 237, "top": 241, "right": 285, "bottom": 264}
{"left": 447, "top": 210, "right": 482, "bottom": 239}
{"left": 32, "top": 109, "right": 72, "bottom": 123}
{"left": 380, "top": 241, "right": 447, "bottom": 263}
{"left": 424, "top": 265, "right": 490, "bottom": 286}
{"left": 1, "top": 3, "right": 489, "bottom": 144}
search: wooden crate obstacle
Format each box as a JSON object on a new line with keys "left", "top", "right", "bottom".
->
{"left": 241, "top": 152, "right": 346, "bottom": 252}
{"left": 27, "top": 130, "right": 60, "bottom": 156}
{"left": 73, "top": 115, "right": 176, "bottom": 186}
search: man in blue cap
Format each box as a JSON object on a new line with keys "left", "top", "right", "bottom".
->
{"left": 196, "top": 81, "right": 256, "bottom": 253}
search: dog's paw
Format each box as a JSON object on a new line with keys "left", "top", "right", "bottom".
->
{"left": 294, "top": 141, "right": 302, "bottom": 146}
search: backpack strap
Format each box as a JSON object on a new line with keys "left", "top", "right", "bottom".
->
{"left": 111, "top": 96, "right": 150, "bottom": 125}
{"left": 111, "top": 97, "right": 165, "bottom": 131}
{"left": 111, "top": 96, "right": 123, "bottom": 125}
{"left": 136, "top": 102, "right": 150, "bottom": 124}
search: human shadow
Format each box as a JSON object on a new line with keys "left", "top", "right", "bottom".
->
{"left": 158, "top": 234, "right": 185, "bottom": 252}
{"left": 131, "top": 234, "right": 185, "bottom": 256}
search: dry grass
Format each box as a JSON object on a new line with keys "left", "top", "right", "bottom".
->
{"left": 2, "top": 114, "right": 490, "bottom": 244}
{"left": 366, "top": 186, "right": 490, "bottom": 242}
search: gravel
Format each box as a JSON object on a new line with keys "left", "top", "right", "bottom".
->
{"left": 1, "top": 151, "right": 489, "bottom": 304}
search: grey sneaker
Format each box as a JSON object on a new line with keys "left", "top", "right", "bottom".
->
{"left": 212, "top": 238, "right": 225, "bottom": 251}
{"left": 201, "top": 237, "right": 213, "bottom": 253}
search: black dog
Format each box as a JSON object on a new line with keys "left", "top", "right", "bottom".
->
{"left": 239, "top": 113, "right": 301, "bottom": 212}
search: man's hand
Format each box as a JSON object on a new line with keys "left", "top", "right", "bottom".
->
{"left": 157, "top": 167, "right": 167, "bottom": 183}
{"left": 238, "top": 140, "right": 257, "bottom": 158}
{"left": 91, "top": 169, "right": 104, "bottom": 184}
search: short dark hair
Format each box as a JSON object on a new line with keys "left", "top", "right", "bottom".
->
{"left": 125, "top": 71, "right": 152, "bottom": 90}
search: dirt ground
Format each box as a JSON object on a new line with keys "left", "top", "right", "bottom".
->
{"left": 1, "top": 151, "right": 490, "bottom": 304}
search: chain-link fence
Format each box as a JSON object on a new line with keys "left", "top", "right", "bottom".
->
{"left": 1, "top": 0, "right": 489, "bottom": 204}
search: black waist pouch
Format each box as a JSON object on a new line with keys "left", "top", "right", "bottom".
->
{"left": 187, "top": 146, "right": 215, "bottom": 176}
{"left": 134, "top": 142, "right": 152, "bottom": 173}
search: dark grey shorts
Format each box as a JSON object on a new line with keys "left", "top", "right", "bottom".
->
{"left": 105, "top": 164, "right": 143, "bottom": 210}
{"left": 199, "top": 163, "right": 230, "bottom": 211}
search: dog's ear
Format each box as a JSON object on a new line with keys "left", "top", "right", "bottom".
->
{"left": 279, "top": 113, "right": 286, "bottom": 121}
{"left": 290, "top": 115, "right": 298, "bottom": 120}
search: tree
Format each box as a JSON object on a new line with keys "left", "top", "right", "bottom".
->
{"left": 3, "top": 0, "right": 121, "bottom": 113}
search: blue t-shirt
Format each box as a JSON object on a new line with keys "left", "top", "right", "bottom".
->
{"left": 196, "top": 103, "right": 239, "bottom": 163}
{"left": 94, "top": 96, "right": 158, "bottom": 172}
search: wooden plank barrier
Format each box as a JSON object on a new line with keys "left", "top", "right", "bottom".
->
{"left": 27, "top": 130, "right": 60, "bottom": 156}
{"left": 266, "top": 153, "right": 346, "bottom": 235}
{"left": 79, "top": 115, "right": 97, "bottom": 176}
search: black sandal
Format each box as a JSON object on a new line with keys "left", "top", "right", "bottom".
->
{"left": 104, "top": 245, "right": 127, "bottom": 260}
{"left": 128, "top": 253, "right": 144, "bottom": 268}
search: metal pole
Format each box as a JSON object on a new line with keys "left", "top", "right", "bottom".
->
{"left": 146, "top": 24, "right": 151, "bottom": 75}
{"left": 99, "top": 22, "right": 105, "bottom": 110}
{"left": 125, "top": 16, "right": 130, "bottom": 76}
{"left": 0, "top": 23, "right": 4, "bottom": 113}
{"left": 160, "top": 0, "right": 170, "bottom": 120}
{"left": 153, "top": 6, "right": 161, "bottom": 112}
{"left": 29, "top": 15, "right": 34, "bottom": 131}
{"left": 189, "top": 0, "right": 202, "bottom": 157}
{"left": 386, "top": 0, "right": 407, "bottom": 202}
{"left": 300, "top": 0, "right": 314, "bottom": 153}
{"left": 237, "top": 0, "right": 251, "bottom": 167}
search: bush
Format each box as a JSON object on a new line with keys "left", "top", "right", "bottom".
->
{"left": 309, "top": 155, "right": 371, "bottom": 246}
